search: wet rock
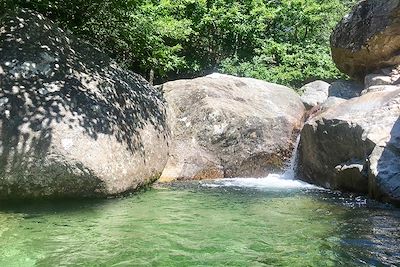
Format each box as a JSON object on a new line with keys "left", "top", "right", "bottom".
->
{"left": 0, "top": 9, "right": 170, "bottom": 199}
{"left": 159, "top": 73, "right": 305, "bottom": 182}
{"left": 369, "top": 145, "right": 400, "bottom": 205}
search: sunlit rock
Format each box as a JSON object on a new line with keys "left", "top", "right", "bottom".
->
{"left": 300, "top": 80, "right": 330, "bottom": 110}
{"left": 159, "top": 74, "right": 305, "bottom": 182}
{"left": 364, "top": 65, "right": 400, "bottom": 92}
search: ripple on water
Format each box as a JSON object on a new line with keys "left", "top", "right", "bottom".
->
{"left": 0, "top": 178, "right": 398, "bottom": 266}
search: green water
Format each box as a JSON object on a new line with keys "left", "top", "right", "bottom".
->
{"left": 0, "top": 180, "right": 399, "bottom": 266}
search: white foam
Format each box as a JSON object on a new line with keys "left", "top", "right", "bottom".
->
{"left": 200, "top": 134, "right": 323, "bottom": 190}
{"left": 201, "top": 174, "right": 320, "bottom": 190}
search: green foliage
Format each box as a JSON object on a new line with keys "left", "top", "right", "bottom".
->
{"left": 220, "top": 41, "right": 343, "bottom": 88}
{"left": 2, "top": 0, "right": 356, "bottom": 87}
{"left": 82, "top": 0, "right": 193, "bottom": 77}
{"left": 217, "top": 0, "right": 353, "bottom": 88}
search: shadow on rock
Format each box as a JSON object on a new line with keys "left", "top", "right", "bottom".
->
{"left": 0, "top": 9, "right": 170, "bottom": 199}
{"left": 369, "top": 118, "right": 400, "bottom": 205}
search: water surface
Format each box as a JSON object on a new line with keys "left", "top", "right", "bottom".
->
{"left": 0, "top": 177, "right": 399, "bottom": 266}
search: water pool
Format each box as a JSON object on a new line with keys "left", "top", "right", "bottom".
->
{"left": 0, "top": 178, "right": 399, "bottom": 266}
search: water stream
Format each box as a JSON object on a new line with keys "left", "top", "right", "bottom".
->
{"left": 0, "top": 182, "right": 399, "bottom": 266}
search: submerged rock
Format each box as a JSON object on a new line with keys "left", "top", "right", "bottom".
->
{"left": 331, "top": 0, "right": 400, "bottom": 80}
{"left": 159, "top": 73, "right": 305, "bottom": 182}
{"left": 298, "top": 88, "right": 400, "bottom": 205}
{"left": 0, "top": 9, "right": 170, "bottom": 199}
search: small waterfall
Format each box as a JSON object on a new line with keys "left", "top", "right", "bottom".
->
{"left": 282, "top": 134, "right": 301, "bottom": 180}
{"left": 202, "top": 134, "right": 318, "bottom": 190}
{"left": 201, "top": 133, "right": 319, "bottom": 190}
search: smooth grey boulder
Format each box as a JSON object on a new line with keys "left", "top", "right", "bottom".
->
{"left": 159, "top": 73, "right": 305, "bottom": 182}
{"left": 300, "top": 80, "right": 330, "bottom": 110}
{"left": 0, "top": 9, "right": 170, "bottom": 199}
{"left": 331, "top": 0, "right": 400, "bottom": 80}
{"left": 298, "top": 88, "right": 400, "bottom": 205}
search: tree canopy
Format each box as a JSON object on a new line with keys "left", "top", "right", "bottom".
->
{"left": 2, "top": 0, "right": 356, "bottom": 88}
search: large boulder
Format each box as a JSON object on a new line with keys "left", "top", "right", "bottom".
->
{"left": 298, "top": 88, "right": 400, "bottom": 205}
{"left": 159, "top": 73, "right": 305, "bottom": 182}
{"left": 0, "top": 9, "right": 169, "bottom": 199}
{"left": 331, "top": 0, "right": 400, "bottom": 80}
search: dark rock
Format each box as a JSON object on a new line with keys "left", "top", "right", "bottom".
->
{"left": 331, "top": 0, "right": 400, "bottom": 80}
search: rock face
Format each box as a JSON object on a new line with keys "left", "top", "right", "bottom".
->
{"left": 159, "top": 73, "right": 305, "bottom": 182}
{"left": 300, "top": 80, "right": 330, "bottom": 110}
{"left": 328, "top": 80, "right": 364, "bottom": 99}
{"left": 319, "top": 96, "right": 347, "bottom": 113}
{"left": 298, "top": 88, "right": 400, "bottom": 205}
{"left": 364, "top": 65, "right": 400, "bottom": 91}
{"left": 299, "top": 80, "right": 363, "bottom": 118}
{"left": 0, "top": 9, "right": 169, "bottom": 199}
{"left": 331, "top": 0, "right": 400, "bottom": 80}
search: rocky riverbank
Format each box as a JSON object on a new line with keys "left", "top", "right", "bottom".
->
{"left": 1, "top": 1, "right": 399, "bottom": 206}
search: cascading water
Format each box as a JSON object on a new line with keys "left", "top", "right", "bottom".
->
{"left": 281, "top": 134, "right": 301, "bottom": 179}
{"left": 202, "top": 134, "right": 318, "bottom": 189}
